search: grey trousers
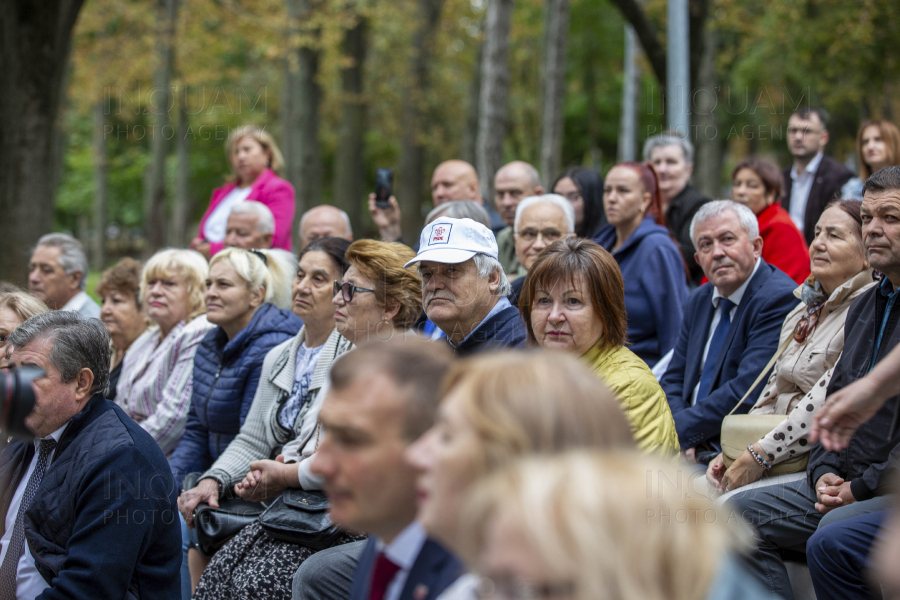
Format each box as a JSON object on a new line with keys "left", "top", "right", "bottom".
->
{"left": 291, "top": 540, "right": 365, "bottom": 600}
{"left": 728, "top": 478, "right": 888, "bottom": 600}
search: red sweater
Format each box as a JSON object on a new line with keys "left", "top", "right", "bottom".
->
{"left": 757, "top": 203, "right": 810, "bottom": 284}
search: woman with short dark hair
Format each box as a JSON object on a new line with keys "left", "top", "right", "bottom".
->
{"left": 96, "top": 257, "right": 148, "bottom": 400}
{"left": 520, "top": 237, "right": 679, "bottom": 454}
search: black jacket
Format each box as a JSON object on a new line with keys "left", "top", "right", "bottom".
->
{"left": 782, "top": 155, "right": 854, "bottom": 246}
{"left": 0, "top": 395, "right": 181, "bottom": 600}
{"left": 449, "top": 304, "right": 526, "bottom": 357}
{"left": 807, "top": 280, "right": 900, "bottom": 500}
{"left": 665, "top": 184, "right": 710, "bottom": 286}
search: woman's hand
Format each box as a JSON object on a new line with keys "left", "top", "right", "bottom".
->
{"left": 706, "top": 453, "right": 726, "bottom": 491}
{"left": 720, "top": 444, "right": 767, "bottom": 493}
{"left": 234, "top": 455, "right": 298, "bottom": 502}
{"left": 178, "top": 478, "right": 220, "bottom": 528}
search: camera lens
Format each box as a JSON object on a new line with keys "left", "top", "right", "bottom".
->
{"left": 1, "top": 366, "right": 43, "bottom": 441}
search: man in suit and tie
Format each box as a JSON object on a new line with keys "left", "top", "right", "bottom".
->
{"left": 783, "top": 107, "right": 854, "bottom": 245}
{"left": 310, "top": 337, "right": 462, "bottom": 600}
{"left": 660, "top": 200, "right": 798, "bottom": 463}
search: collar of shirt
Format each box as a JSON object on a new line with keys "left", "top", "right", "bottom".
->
{"left": 37, "top": 421, "right": 70, "bottom": 456}
{"left": 447, "top": 296, "right": 512, "bottom": 348}
{"left": 711, "top": 257, "right": 762, "bottom": 310}
{"left": 879, "top": 277, "right": 899, "bottom": 298}
{"left": 375, "top": 521, "right": 428, "bottom": 574}
{"left": 61, "top": 291, "right": 90, "bottom": 313}
{"left": 791, "top": 151, "right": 824, "bottom": 182}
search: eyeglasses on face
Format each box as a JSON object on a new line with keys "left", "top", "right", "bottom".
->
{"left": 515, "top": 228, "right": 564, "bottom": 243}
{"left": 333, "top": 280, "right": 376, "bottom": 302}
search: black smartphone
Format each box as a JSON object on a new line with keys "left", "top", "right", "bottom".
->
{"left": 374, "top": 168, "right": 393, "bottom": 208}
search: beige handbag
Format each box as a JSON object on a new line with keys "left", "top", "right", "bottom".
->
{"left": 720, "top": 336, "right": 810, "bottom": 475}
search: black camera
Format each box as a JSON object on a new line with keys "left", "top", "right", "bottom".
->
{"left": 1, "top": 367, "right": 43, "bottom": 442}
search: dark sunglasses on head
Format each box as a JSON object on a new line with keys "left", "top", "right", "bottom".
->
{"left": 334, "top": 280, "right": 376, "bottom": 302}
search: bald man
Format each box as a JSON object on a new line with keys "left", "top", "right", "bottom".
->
{"left": 370, "top": 159, "right": 505, "bottom": 244}
{"left": 493, "top": 161, "right": 544, "bottom": 275}
{"left": 298, "top": 205, "right": 354, "bottom": 249}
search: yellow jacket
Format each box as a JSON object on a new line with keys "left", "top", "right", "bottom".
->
{"left": 582, "top": 342, "right": 680, "bottom": 455}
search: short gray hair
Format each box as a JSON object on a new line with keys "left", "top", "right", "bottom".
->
{"left": 35, "top": 233, "right": 90, "bottom": 291}
{"left": 8, "top": 311, "right": 111, "bottom": 397}
{"left": 689, "top": 200, "right": 759, "bottom": 249}
{"left": 426, "top": 201, "right": 491, "bottom": 229}
{"left": 473, "top": 254, "right": 512, "bottom": 297}
{"left": 229, "top": 201, "right": 275, "bottom": 235}
{"left": 299, "top": 205, "right": 353, "bottom": 237}
{"left": 514, "top": 194, "right": 575, "bottom": 234}
{"left": 642, "top": 133, "right": 694, "bottom": 164}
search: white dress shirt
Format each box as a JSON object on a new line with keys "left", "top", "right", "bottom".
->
{"left": 61, "top": 291, "right": 100, "bottom": 320}
{"left": 375, "top": 521, "right": 428, "bottom": 600}
{"left": 690, "top": 258, "right": 762, "bottom": 406}
{"left": 0, "top": 422, "right": 69, "bottom": 600}
{"left": 788, "top": 151, "right": 824, "bottom": 233}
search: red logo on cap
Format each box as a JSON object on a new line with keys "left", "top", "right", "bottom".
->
{"left": 432, "top": 227, "right": 446, "bottom": 242}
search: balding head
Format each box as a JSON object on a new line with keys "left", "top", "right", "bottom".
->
{"left": 299, "top": 205, "right": 354, "bottom": 250}
{"left": 430, "top": 160, "right": 481, "bottom": 207}
{"left": 494, "top": 161, "right": 543, "bottom": 226}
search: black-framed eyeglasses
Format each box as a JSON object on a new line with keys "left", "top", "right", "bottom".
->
{"left": 334, "top": 281, "right": 376, "bottom": 302}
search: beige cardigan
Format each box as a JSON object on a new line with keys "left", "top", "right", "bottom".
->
{"left": 750, "top": 270, "right": 875, "bottom": 463}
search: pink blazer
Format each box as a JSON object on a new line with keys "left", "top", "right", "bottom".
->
{"left": 197, "top": 169, "right": 296, "bottom": 255}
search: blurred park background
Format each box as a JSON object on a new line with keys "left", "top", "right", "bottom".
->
{"left": 2, "top": 0, "right": 899, "bottom": 284}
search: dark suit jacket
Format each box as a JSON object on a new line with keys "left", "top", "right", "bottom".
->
{"left": 349, "top": 535, "right": 463, "bottom": 600}
{"left": 782, "top": 155, "right": 854, "bottom": 245}
{"left": 660, "top": 261, "right": 799, "bottom": 449}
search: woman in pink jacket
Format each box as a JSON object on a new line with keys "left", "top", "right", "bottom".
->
{"left": 191, "top": 125, "right": 295, "bottom": 258}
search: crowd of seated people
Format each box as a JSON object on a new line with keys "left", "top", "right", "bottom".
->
{"left": 5, "top": 113, "right": 900, "bottom": 600}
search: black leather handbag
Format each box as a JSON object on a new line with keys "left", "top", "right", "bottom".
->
{"left": 183, "top": 473, "right": 267, "bottom": 557}
{"left": 258, "top": 489, "right": 342, "bottom": 550}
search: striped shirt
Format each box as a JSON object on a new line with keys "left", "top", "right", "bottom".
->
{"left": 116, "top": 315, "right": 213, "bottom": 455}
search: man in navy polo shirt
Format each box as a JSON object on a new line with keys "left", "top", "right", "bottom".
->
{"left": 405, "top": 217, "right": 526, "bottom": 356}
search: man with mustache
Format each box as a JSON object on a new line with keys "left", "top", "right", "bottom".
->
{"left": 660, "top": 200, "right": 797, "bottom": 463}
{"left": 782, "top": 107, "right": 853, "bottom": 245}
{"left": 405, "top": 217, "right": 526, "bottom": 356}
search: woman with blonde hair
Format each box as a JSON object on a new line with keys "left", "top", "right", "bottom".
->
{"left": 0, "top": 292, "right": 49, "bottom": 368}
{"left": 192, "top": 125, "right": 295, "bottom": 257}
{"left": 116, "top": 248, "right": 213, "bottom": 454}
{"left": 404, "top": 351, "right": 635, "bottom": 599}
{"left": 462, "top": 450, "right": 764, "bottom": 600}
{"left": 96, "top": 257, "right": 149, "bottom": 399}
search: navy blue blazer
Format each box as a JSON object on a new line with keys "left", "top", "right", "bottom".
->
{"left": 660, "top": 260, "right": 799, "bottom": 449}
{"left": 349, "top": 536, "right": 463, "bottom": 600}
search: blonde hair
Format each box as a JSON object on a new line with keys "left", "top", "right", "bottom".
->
{"left": 225, "top": 125, "right": 285, "bottom": 181}
{"left": 440, "top": 351, "right": 635, "bottom": 476}
{"left": 345, "top": 240, "right": 422, "bottom": 330}
{"left": 0, "top": 292, "right": 49, "bottom": 324}
{"left": 463, "top": 450, "right": 745, "bottom": 600}
{"left": 209, "top": 247, "right": 296, "bottom": 311}
{"left": 141, "top": 249, "right": 209, "bottom": 322}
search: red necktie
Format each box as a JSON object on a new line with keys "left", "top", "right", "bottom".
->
{"left": 368, "top": 551, "right": 402, "bottom": 600}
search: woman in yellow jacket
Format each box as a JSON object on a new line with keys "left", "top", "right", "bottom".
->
{"left": 519, "top": 236, "right": 680, "bottom": 454}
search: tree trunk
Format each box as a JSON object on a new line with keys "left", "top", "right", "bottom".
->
{"left": 606, "top": 0, "right": 666, "bottom": 85}
{"left": 461, "top": 35, "right": 484, "bottom": 166}
{"left": 284, "top": 0, "right": 322, "bottom": 250}
{"left": 617, "top": 25, "right": 641, "bottom": 163}
{"left": 397, "top": 0, "right": 445, "bottom": 241}
{"left": 692, "top": 24, "right": 721, "bottom": 199}
{"left": 173, "top": 91, "right": 190, "bottom": 247}
{"left": 333, "top": 17, "right": 368, "bottom": 235}
{"left": 476, "top": 0, "right": 514, "bottom": 204}
{"left": 145, "top": 0, "right": 178, "bottom": 255}
{"left": 92, "top": 102, "right": 107, "bottom": 269}
{"left": 0, "top": 1, "right": 84, "bottom": 285}
{"left": 540, "top": 0, "right": 569, "bottom": 188}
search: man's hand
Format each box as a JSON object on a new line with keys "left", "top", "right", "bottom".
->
{"left": 367, "top": 194, "right": 402, "bottom": 242}
{"left": 178, "top": 478, "right": 220, "bottom": 528}
{"left": 721, "top": 445, "right": 767, "bottom": 492}
{"left": 811, "top": 377, "right": 887, "bottom": 452}
{"left": 234, "top": 455, "right": 299, "bottom": 502}
{"left": 681, "top": 446, "right": 697, "bottom": 464}
{"left": 815, "top": 473, "right": 855, "bottom": 515}
{"left": 189, "top": 236, "right": 211, "bottom": 260}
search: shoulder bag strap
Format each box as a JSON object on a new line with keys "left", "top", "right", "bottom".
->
{"left": 725, "top": 334, "right": 794, "bottom": 417}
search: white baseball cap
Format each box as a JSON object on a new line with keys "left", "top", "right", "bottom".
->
{"left": 404, "top": 217, "right": 499, "bottom": 267}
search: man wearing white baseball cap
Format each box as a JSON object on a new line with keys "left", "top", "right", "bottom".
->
{"left": 405, "top": 217, "right": 526, "bottom": 356}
